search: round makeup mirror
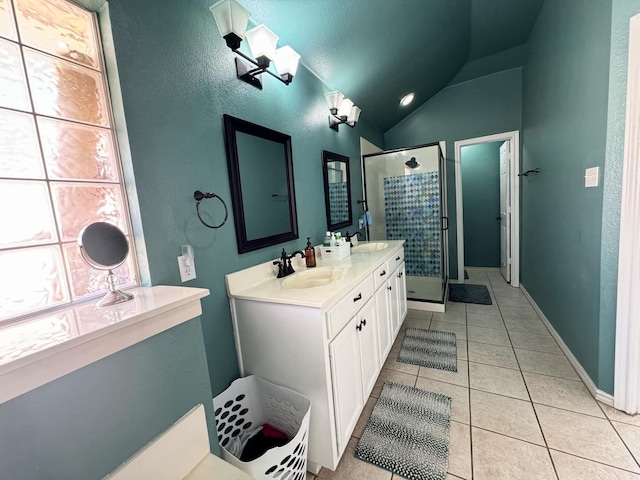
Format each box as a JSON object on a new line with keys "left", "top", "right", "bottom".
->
{"left": 78, "top": 222, "right": 134, "bottom": 307}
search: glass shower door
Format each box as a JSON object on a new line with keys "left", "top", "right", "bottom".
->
{"left": 362, "top": 142, "right": 448, "bottom": 304}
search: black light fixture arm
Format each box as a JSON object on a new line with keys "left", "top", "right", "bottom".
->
{"left": 329, "top": 113, "right": 356, "bottom": 132}
{"left": 233, "top": 49, "right": 292, "bottom": 89}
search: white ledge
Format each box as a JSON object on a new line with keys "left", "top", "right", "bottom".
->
{"left": 0, "top": 286, "right": 210, "bottom": 405}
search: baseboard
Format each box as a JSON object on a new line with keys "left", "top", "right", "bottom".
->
{"left": 520, "top": 285, "right": 614, "bottom": 407}
{"left": 408, "top": 300, "right": 445, "bottom": 313}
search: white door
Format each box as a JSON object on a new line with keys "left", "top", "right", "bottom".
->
{"left": 499, "top": 141, "right": 511, "bottom": 282}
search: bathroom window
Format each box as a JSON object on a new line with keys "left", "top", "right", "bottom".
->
{"left": 0, "top": 0, "right": 137, "bottom": 323}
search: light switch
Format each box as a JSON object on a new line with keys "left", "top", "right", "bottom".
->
{"left": 585, "top": 167, "right": 599, "bottom": 188}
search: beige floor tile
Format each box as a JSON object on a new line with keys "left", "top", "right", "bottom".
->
{"left": 492, "top": 287, "right": 526, "bottom": 298}
{"left": 352, "top": 396, "right": 376, "bottom": 439}
{"left": 402, "top": 316, "right": 431, "bottom": 331}
{"left": 535, "top": 404, "right": 640, "bottom": 472}
{"left": 469, "top": 362, "right": 529, "bottom": 400}
{"left": 448, "top": 421, "right": 472, "bottom": 479}
{"left": 468, "top": 341, "right": 518, "bottom": 369}
{"left": 318, "top": 436, "right": 392, "bottom": 480}
{"left": 613, "top": 421, "right": 640, "bottom": 466}
{"left": 433, "top": 311, "right": 467, "bottom": 325}
{"left": 371, "top": 368, "right": 416, "bottom": 398}
{"left": 383, "top": 351, "right": 420, "bottom": 375}
{"left": 494, "top": 295, "right": 532, "bottom": 307}
{"left": 419, "top": 360, "right": 469, "bottom": 387}
{"left": 470, "top": 390, "right": 545, "bottom": 445}
{"left": 523, "top": 372, "right": 604, "bottom": 417}
{"left": 466, "top": 312, "right": 506, "bottom": 330}
{"left": 508, "top": 331, "right": 562, "bottom": 354}
{"left": 600, "top": 402, "right": 640, "bottom": 427}
{"left": 467, "top": 325, "right": 511, "bottom": 347}
{"left": 499, "top": 305, "right": 539, "bottom": 319}
{"left": 415, "top": 377, "right": 470, "bottom": 424}
{"left": 430, "top": 320, "right": 467, "bottom": 340}
{"left": 471, "top": 427, "right": 556, "bottom": 480}
{"left": 446, "top": 302, "right": 466, "bottom": 313}
{"left": 515, "top": 349, "right": 580, "bottom": 380}
{"left": 457, "top": 339, "right": 468, "bottom": 360}
{"left": 465, "top": 303, "right": 501, "bottom": 316}
{"left": 551, "top": 450, "right": 640, "bottom": 480}
{"left": 406, "top": 308, "right": 432, "bottom": 319}
{"left": 503, "top": 316, "right": 550, "bottom": 335}
{"left": 306, "top": 472, "right": 317, "bottom": 480}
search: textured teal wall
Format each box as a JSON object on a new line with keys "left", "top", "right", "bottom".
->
{"left": 0, "top": 0, "right": 384, "bottom": 477}
{"left": 384, "top": 68, "right": 522, "bottom": 279}
{"left": 0, "top": 320, "right": 215, "bottom": 479}
{"left": 461, "top": 142, "right": 501, "bottom": 267}
{"left": 521, "top": 0, "right": 612, "bottom": 389}
{"left": 600, "top": 0, "right": 640, "bottom": 394}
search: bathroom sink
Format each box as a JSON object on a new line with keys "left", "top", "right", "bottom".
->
{"left": 351, "top": 242, "right": 389, "bottom": 253}
{"left": 281, "top": 267, "right": 345, "bottom": 289}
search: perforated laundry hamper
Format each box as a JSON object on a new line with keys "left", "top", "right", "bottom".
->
{"left": 213, "top": 375, "right": 311, "bottom": 480}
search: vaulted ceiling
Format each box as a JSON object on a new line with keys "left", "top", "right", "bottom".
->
{"left": 241, "top": 0, "right": 545, "bottom": 132}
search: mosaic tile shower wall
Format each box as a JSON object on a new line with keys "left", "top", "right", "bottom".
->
{"left": 329, "top": 182, "right": 349, "bottom": 224}
{"left": 384, "top": 172, "right": 441, "bottom": 277}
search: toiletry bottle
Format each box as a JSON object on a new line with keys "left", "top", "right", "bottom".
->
{"left": 324, "top": 231, "right": 331, "bottom": 247}
{"left": 330, "top": 232, "right": 337, "bottom": 247}
{"left": 305, "top": 237, "right": 316, "bottom": 268}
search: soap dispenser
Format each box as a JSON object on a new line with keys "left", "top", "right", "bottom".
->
{"left": 305, "top": 237, "right": 316, "bottom": 268}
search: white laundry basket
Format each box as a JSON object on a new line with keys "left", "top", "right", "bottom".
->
{"left": 213, "top": 375, "right": 311, "bottom": 480}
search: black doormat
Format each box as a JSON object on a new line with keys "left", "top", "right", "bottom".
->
{"left": 448, "top": 284, "right": 492, "bottom": 305}
{"left": 355, "top": 382, "right": 451, "bottom": 480}
{"left": 398, "top": 328, "right": 457, "bottom": 372}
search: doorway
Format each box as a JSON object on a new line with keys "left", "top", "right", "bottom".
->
{"left": 454, "top": 131, "right": 520, "bottom": 287}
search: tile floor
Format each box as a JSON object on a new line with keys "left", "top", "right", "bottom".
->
{"left": 307, "top": 268, "right": 640, "bottom": 480}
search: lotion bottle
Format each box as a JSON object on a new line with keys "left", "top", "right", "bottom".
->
{"left": 305, "top": 237, "right": 316, "bottom": 268}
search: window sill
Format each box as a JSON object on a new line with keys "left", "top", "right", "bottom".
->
{"left": 0, "top": 285, "right": 210, "bottom": 405}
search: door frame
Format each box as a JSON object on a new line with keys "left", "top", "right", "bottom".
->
{"left": 454, "top": 131, "right": 520, "bottom": 287}
{"left": 614, "top": 12, "right": 640, "bottom": 414}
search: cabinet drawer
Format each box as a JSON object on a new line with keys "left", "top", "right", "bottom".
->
{"left": 388, "top": 248, "right": 404, "bottom": 272}
{"left": 327, "top": 276, "right": 375, "bottom": 339}
{"left": 373, "top": 263, "right": 390, "bottom": 290}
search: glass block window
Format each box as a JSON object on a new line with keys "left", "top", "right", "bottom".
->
{"left": 0, "top": 0, "right": 137, "bottom": 322}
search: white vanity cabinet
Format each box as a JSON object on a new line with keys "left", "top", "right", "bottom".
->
{"left": 226, "top": 242, "right": 407, "bottom": 473}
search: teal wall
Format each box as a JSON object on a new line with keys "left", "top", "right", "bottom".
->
{"left": 460, "top": 142, "right": 501, "bottom": 268}
{"left": 600, "top": 0, "right": 640, "bottom": 394}
{"left": 0, "top": 0, "right": 384, "bottom": 477}
{"left": 384, "top": 68, "right": 522, "bottom": 279}
{"left": 0, "top": 320, "right": 215, "bottom": 479}
{"left": 521, "top": 0, "right": 612, "bottom": 388}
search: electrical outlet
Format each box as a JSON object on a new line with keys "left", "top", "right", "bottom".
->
{"left": 177, "top": 255, "right": 196, "bottom": 282}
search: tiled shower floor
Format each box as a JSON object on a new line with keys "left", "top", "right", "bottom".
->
{"left": 307, "top": 268, "right": 640, "bottom": 479}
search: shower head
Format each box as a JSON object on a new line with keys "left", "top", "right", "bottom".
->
{"left": 405, "top": 157, "right": 420, "bottom": 169}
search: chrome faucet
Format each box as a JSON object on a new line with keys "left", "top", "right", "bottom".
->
{"left": 273, "top": 249, "right": 305, "bottom": 278}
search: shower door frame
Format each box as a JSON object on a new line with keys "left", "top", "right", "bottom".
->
{"left": 362, "top": 141, "right": 449, "bottom": 306}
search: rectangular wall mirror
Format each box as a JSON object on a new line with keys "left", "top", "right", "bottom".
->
{"left": 223, "top": 114, "right": 298, "bottom": 253}
{"left": 322, "top": 150, "right": 352, "bottom": 231}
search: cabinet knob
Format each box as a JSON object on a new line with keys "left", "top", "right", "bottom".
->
{"left": 396, "top": 256, "right": 401, "bottom": 261}
{"left": 388, "top": 286, "right": 392, "bottom": 291}
{"left": 398, "top": 272, "right": 403, "bottom": 278}
{"left": 356, "top": 322, "right": 363, "bottom": 331}
{"left": 361, "top": 318, "right": 367, "bottom": 327}
{"left": 379, "top": 270, "right": 386, "bottom": 276}
{"left": 353, "top": 293, "right": 362, "bottom": 302}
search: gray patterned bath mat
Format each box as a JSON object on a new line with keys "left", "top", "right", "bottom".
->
{"left": 398, "top": 328, "right": 457, "bottom": 372}
{"left": 448, "top": 283, "right": 492, "bottom": 305}
{"left": 355, "top": 382, "right": 451, "bottom": 480}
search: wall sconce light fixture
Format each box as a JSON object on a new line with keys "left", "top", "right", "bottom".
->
{"left": 324, "top": 91, "right": 361, "bottom": 131}
{"left": 210, "top": 0, "right": 301, "bottom": 89}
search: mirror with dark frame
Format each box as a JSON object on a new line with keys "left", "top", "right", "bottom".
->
{"left": 322, "top": 150, "right": 352, "bottom": 231}
{"left": 223, "top": 114, "right": 298, "bottom": 254}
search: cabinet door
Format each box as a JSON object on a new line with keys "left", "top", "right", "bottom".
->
{"left": 329, "top": 316, "right": 364, "bottom": 456}
{"left": 357, "top": 298, "right": 379, "bottom": 398}
{"left": 375, "top": 284, "right": 392, "bottom": 367}
{"left": 397, "top": 262, "right": 407, "bottom": 322}
{"left": 388, "top": 273, "right": 400, "bottom": 337}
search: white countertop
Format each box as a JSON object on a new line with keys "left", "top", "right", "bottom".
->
{"left": 226, "top": 241, "right": 404, "bottom": 310}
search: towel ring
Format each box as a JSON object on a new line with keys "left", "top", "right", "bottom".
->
{"left": 194, "top": 190, "right": 228, "bottom": 229}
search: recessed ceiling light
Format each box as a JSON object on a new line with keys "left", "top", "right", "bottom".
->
{"left": 400, "top": 93, "right": 415, "bottom": 107}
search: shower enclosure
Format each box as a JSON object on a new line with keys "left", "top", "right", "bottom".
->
{"left": 362, "top": 143, "right": 448, "bottom": 305}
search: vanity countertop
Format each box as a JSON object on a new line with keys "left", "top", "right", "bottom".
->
{"left": 226, "top": 240, "right": 404, "bottom": 310}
